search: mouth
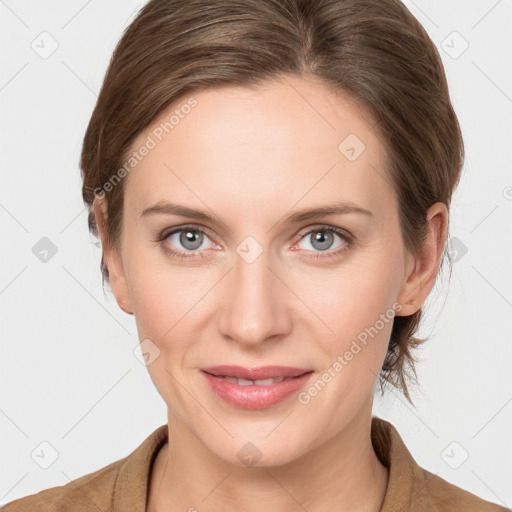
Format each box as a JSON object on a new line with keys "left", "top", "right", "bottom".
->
{"left": 201, "top": 365, "right": 313, "bottom": 381}
{"left": 206, "top": 375, "right": 303, "bottom": 386}
{"left": 200, "top": 365, "right": 315, "bottom": 410}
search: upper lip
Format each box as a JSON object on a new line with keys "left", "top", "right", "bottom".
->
{"left": 201, "top": 365, "right": 313, "bottom": 380}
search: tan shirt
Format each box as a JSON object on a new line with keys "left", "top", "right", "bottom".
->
{"left": 2, "top": 416, "right": 507, "bottom": 511}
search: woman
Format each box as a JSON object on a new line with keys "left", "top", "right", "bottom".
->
{"left": 3, "top": 0, "right": 507, "bottom": 510}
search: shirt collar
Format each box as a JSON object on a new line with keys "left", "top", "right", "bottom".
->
{"left": 112, "top": 417, "right": 425, "bottom": 511}
{"left": 113, "top": 424, "right": 168, "bottom": 512}
{"left": 372, "top": 416, "right": 430, "bottom": 511}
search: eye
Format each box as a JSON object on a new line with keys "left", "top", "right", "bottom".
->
{"left": 158, "top": 225, "right": 216, "bottom": 258}
{"left": 156, "top": 224, "right": 353, "bottom": 260}
{"left": 294, "top": 226, "right": 352, "bottom": 258}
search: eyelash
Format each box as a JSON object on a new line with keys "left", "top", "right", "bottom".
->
{"left": 155, "top": 224, "right": 354, "bottom": 261}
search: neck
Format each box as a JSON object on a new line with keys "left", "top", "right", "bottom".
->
{"left": 148, "top": 404, "right": 389, "bottom": 512}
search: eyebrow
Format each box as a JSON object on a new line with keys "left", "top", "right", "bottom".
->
{"left": 140, "top": 200, "right": 373, "bottom": 231}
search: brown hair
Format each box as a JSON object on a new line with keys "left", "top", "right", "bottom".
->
{"left": 80, "top": 0, "right": 464, "bottom": 404}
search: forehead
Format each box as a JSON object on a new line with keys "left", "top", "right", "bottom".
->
{"left": 123, "top": 75, "right": 395, "bottom": 221}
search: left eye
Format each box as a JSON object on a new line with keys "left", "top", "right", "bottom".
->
{"left": 296, "top": 228, "right": 348, "bottom": 253}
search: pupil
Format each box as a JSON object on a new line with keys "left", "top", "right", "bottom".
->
{"left": 181, "top": 229, "right": 202, "bottom": 250}
{"left": 312, "top": 230, "right": 333, "bottom": 251}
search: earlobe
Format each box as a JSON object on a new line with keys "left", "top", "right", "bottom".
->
{"left": 395, "top": 202, "right": 448, "bottom": 316}
{"left": 118, "top": 299, "right": 134, "bottom": 316}
{"left": 395, "top": 256, "right": 420, "bottom": 316}
{"left": 104, "top": 259, "right": 134, "bottom": 316}
{"left": 92, "top": 197, "right": 134, "bottom": 316}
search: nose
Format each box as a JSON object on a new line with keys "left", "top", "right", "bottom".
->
{"left": 217, "top": 248, "right": 293, "bottom": 348}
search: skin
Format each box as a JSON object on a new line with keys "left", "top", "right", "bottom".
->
{"left": 93, "top": 74, "right": 447, "bottom": 511}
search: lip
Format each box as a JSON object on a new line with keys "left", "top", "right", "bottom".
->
{"left": 201, "top": 365, "right": 312, "bottom": 380}
{"left": 200, "top": 366, "right": 315, "bottom": 410}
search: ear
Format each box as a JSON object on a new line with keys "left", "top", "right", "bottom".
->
{"left": 92, "top": 197, "right": 134, "bottom": 316}
{"left": 396, "top": 202, "right": 448, "bottom": 316}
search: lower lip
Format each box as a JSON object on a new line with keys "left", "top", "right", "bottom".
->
{"left": 201, "top": 370, "right": 314, "bottom": 410}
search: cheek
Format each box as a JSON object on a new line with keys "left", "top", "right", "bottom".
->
{"left": 125, "top": 260, "right": 205, "bottom": 409}
{"left": 125, "top": 252, "right": 218, "bottom": 374}
{"left": 295, "top": 269, "right": 398, "bottom": 421}
{"left": 126, "top": 232, "right": 402, "bottom": 355}
{"left": 124, "top": 240, "right": 200, "bottom": 332}
{"left": 291, "top": 258, "right": 400, "bottom": 339}
{"left": 285, "top": 255, "right": 401, "bottom": 390}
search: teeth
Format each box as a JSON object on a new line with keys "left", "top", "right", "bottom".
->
{"left": 220, "top": 376, "right": 287, "bottom": 386}
{"left": 254, "top": 378, "right": 280, "bottom": 386}
{"left": 237, "top": 378, "right": 254, "bottom": 386}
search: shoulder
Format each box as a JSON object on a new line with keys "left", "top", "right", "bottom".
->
{"left": 0, "top": 457, "right": 125, "bottom": 512}
{"left": 371, "top": 417, "right": 508, "bottom": 512}
{"left": 416, "top": 465, "right": 508, "bottom": 511}
{"left": 1, "top": 424, "right": 168, "bottom": 512}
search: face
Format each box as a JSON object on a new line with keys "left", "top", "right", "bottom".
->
{"left": 95, "top": 74, "right": 444, "bottom": 467}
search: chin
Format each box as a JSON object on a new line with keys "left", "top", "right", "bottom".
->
{"left": 213, "top": 428, "right": 310, "bottom": 468}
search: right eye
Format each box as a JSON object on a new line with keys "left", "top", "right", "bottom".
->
{"left": 158, "top": 225, "right": 217, "bottom": 259}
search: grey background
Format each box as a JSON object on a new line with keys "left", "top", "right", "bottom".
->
{"left": 1, "top": 0, "right": 511, "bottom": 507}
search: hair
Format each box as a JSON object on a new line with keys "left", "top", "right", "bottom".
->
{"left": 80, "top": 0, "right": 464, "bottom": 404}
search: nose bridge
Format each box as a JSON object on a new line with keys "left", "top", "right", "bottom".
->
{"left": 218, "top": 242, "right": 291, "bottom": 345}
